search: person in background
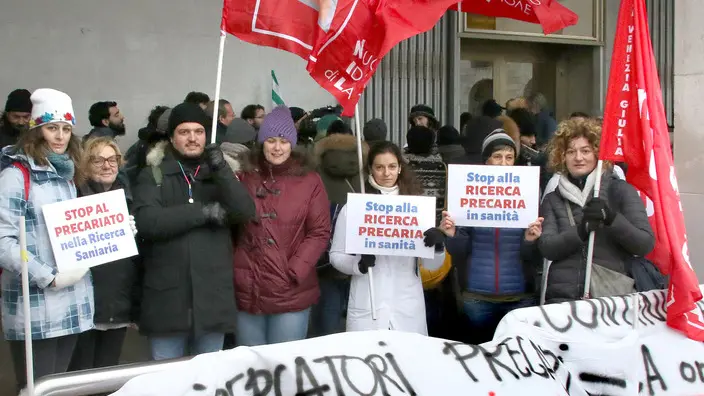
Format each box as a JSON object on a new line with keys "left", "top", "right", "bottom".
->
{"left": 436, "top": 125, "right": 464, "bottom": 164}
{"left": 241, "top": 104, "right": 266, "bottom": 131}
{"left": 183, "top": 92, "right": 210, "bottom": 110}
{"left": 124, "top": 105, "right": 170, "bottom": 182}
{"left": 526, "top": 92, "right": 557, "bottom": 148}
{"left": 497, "top": 115, "right": 521, "bottom": 155}
{"left": 404, "top": 126, "right": 446, "bottom": 224}
{"left": 481, "top": 99, "right": 505, "bottom": 118}
{"left": 457, "top": 115, "right": 503, "bottom": 164}
{"left": 204, "top": 99, "right": 236, "bottom": 145}
{"left": 233, "top": 106, "right": 330, "bottom": 346}
{"left": 314, "top": 114, "right": 342, "bottom": 142}
{"left": 0, "top": 89, "right": 93, "bottom": 392}
{"left": 569, "top": 111, "right": 591, "bottom": 119}
{"left": 0, "top": 89, "right": 32, "bottom": 149}
{"left": 363, "top": 118, "right": 387, "bottom": 143}
{"left": 330, "top": 141, "right": 446, "bottom": 335}
{"left": 409, "top": 104, "right": 440, "bottom": 132}
{"left": 132, "top": 103, "right": 255, "bottom": 360}
{"left": 84, "top": 101, "right": 126, "bottom": 141}
{"left": 459, "top": 112, "right": 472, "bottom": 135}
{"left": 505, "top": 97, "right": 528, "bottom": 111}
{"left": 309, "top": 130, "right": 368, "bottom": 337}
{"left": 539, "top": 118, "right": 654, "bottom": 303}
{"left": 440, "top": 130, "right": 543, "bottom": 344}
{"left": 69, "top": 137, "right": 138, "bottom": 370}
{"left": 508, "top": 108, "right": 551, "bottom": 192}
{"left": 326, "top": 119, "right": 352, "bottom": 136}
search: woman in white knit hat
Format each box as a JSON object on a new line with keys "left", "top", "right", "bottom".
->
{"left": 0, "top": 88, "right": 94, "bottom": 391}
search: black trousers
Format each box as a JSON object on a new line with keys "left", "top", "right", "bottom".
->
{"left": 8, "top": 334, "right": 79, "bottom": 393}
{"left": 68, "top": 328, "right": 127, "bottom": 371}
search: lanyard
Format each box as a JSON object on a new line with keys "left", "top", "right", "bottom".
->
{"left": 177, "top": 161, "right": 201, "bottom": 204}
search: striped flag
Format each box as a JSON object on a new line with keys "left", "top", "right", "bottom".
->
{"left": 271, "top": 70, "right": 285, "bottom": 107}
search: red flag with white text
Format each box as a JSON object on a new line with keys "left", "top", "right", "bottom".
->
{"left": 450, "top": 0, "right": 578, "bottom": 35}
{"left": 601, "top": 0, "right": 704, "bottom": 340}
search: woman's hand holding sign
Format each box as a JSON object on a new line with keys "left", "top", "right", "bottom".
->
{"left": 439, "top": 211, "right": 456, "bottom": 237}
{"left": 524, "top": 217, "right": 544, "bottom": 242}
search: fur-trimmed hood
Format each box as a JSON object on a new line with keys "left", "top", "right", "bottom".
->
{"left": 314, "top": 133, "right": 368, "bottom": 179}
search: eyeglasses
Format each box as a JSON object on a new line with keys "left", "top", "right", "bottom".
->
{"left": 90, "top": 155, "right": 121, "bottom": 167}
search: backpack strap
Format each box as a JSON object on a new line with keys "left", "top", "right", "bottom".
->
{"left": 151, "top": 165, "right": 163, "bottom": 187}
{"left": 12, "top": 161, "right": 30, "bottom": 202}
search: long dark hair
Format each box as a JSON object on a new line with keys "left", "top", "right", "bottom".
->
{"left": 14, "top": 125, "right": 84, "bottom": 183}
{"left": 367, "top": 141, "right": 423, "bottom": 196}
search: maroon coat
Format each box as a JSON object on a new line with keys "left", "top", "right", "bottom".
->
{"left": 233, "top": 151, "right": 330, "bottom": 314}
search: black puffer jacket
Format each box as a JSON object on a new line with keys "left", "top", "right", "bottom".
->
{"left": 78, "top": 174, "right": 138, "bottom": 324}
{"left": 132, "top": 141, "right": 255, "bottom": 334}
{"left": 538, "top": 170, "right": 654, "bottom": 303}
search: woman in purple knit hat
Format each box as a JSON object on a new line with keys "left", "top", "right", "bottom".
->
{"left": 231, "top": 106, "right": 331, "bottom": 346}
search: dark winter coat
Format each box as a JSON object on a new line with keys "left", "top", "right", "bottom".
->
{"left": 83, "top": 126, "right": 119, "bottom": 142}
{"left": 314, "top": 134, "right": 368, "bottom": 279}
{"left": 538, "top": 171, "right": 654, "bottom": 303}
{"left": 233, "top": 149, "right": 331, "bottom": 315}
{"left": 437, "top": 144, "right": 465, "bottom": 164}
{"left": 77, "top": 174, "right": 138, "bottom": 324}
{"left": 0, "top": 122, "right": 20, "bottom": 150}
{"left": 132, "top": 141, "right": 255, "bottom": 335}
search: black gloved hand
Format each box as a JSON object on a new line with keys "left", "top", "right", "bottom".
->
{"left": 358, "top": 254, "right": 376, "bottom": 274}
{"left": 423, "top": 227, "right": 445, "bottom": 249}
{"left": 202, "top": 202, "right": 227, "bottom": 226}
{"left": 577, "top": 217, "right": 601, "bottom": 241}
{"left": 583, "top": 198, "right": 616, "bottom": 225}
{"left": 204, "top": 143, "right": 227, "bottom": 172}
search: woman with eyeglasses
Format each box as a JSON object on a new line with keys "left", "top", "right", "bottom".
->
{"left": 0, "top": 89, "right": 93, "bottom": 391}
{"left": 67, "top": 136, "right": 138, "bottom": 371}
{"left": 232, "top": 106, "right": 330, "bottom": 346}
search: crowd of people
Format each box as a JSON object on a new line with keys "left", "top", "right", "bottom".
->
{"left": 0, "top": 87, "right": 657, "bottom": 392}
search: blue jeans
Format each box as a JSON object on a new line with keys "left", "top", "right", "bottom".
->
{"left": 236, "top": 308, "right": 311, "bottom": 346}
{"left": 149, "top": 332, "right": 225, "bottom": 361}
{"left": 310, "top": 277, "right": 349, "bottom": 337}
{"left": 462, "top": 297, "right": 536, "bottom": 343}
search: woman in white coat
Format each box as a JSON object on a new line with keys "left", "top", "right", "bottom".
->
{"left": 330, "top": 141, "right": 446, "bottom": 335}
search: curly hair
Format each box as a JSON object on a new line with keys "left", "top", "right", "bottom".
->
{"left": 367, "top": 141, "right": 423, "bottom": 196}
{"left": 547, "top": 117, "right": 604, "bottom": 174}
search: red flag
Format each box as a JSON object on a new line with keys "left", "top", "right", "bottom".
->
{"left": 601, "top": 0, "right": 704, "bottom": 340}
{"left": 450, "top": 0, "right": 578, "bottom": 35}
{"left": 221, "top": 0, "right": 319, "bottom": 60}
{"left": 307, "top": 0, "right": 460, "bottom": 115}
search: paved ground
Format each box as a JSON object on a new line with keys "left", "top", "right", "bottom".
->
{"left": 0, "top": 329, "right": 150, "bottom": 396}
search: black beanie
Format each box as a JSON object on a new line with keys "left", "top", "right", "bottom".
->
{"left": 289, "top": 107, "right": 307, "bottom": 123}
{"left": 408, "top": 104, "right": 439, "bottom": 130}
{"left": 482, "top": 99, "right": 505, "bottom": 118}
{"left": 406, "top": 125, "right": 435, "bottom": 155}
{"left": 168, "top": 103, "right": 210, "bottom": 135}
{"left": 481, "top": 129, "right": 516, "bottom": 163}
{"left": 437, "top": 125, "right": 459, "bottom": 145}
{"left": 5, "top": 89, "right": 32, "bottom": 113}
{"left": 507, "top": 108, "right": 537, "bottom": 137}
{"left": 363, "top": 118, "right": 387, "bottom": 141}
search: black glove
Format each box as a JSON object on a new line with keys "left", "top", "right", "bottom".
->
{"left": 202, "top": 202, "right": 227, "bottom": 226}
{"left": 204, "top": 144, "right": 227, "bottom": 172}
{"left": 423, "top": 227, "right": 445, "bottom": 250}
{"left": 583, "top": 198, "right": 616, "bottom": 225}
{"left": 577, "top": 217, "right": 601, "bottom": 241}
{"left": 358, "top": 255, "right": 376, "bottom": 274}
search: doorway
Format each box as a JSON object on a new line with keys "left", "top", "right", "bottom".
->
{"left": 459, "top": 39, "right": 558, "bottom": 118}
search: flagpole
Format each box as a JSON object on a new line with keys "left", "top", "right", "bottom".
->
{"left": 20, "top": 217, "right": 34, "bottom": 395}
{"left": 582, "top": 160, "right": 604, "bottom": 299}
{"left": 354, "top": 104, "right": 377, "bottom": 320}
{"left": 210, "top": 30, "right": 227, "bottom": 145}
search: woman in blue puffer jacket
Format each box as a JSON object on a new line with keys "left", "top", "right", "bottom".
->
{"left": 440, "top": 130, "right": 543, "bottom": 344}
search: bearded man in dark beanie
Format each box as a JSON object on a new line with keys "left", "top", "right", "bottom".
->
{"left": 131, "top": 102, "right": 255, "bottom": 360}
{"left": 0, "top": 89, "right": 32, "bottom": 149}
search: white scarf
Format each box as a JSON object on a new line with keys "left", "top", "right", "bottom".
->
{"left": 368, "top": 174, "right": 399, "bottom": 196}
{"left": 557, "top": 170, "right": 597, "bottom": 207}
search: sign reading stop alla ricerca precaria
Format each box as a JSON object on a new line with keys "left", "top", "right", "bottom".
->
{"left": 446, "top": 164, "right": 540, "bottom": 229}
{"left": 42, "top": 189, "right": 138, "bottom": 272}
{"left": 344, "top": 193, "right": 436, "bottom": 259}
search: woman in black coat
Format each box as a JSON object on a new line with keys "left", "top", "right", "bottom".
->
{"left": 69, "top": 137, "right": 139, "bottom": 370}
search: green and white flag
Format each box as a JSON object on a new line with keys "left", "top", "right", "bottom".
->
{"left": 272, "top": 70, "right": 285, "bottom": 107}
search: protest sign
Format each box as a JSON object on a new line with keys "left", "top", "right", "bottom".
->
{"left": 446, "top": 164, "right": 540, "bottom": 228}
{"left": 344, "top": 193, "right": 436, "bottom": 259}
{"left": 42, "top": 189, "right": 138, "bottom": 272}
{"left": 112, "top": 287, "right": 704, "bottom": 396}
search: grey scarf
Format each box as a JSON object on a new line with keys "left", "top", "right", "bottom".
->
{"left": 557, "top": 170, "right": 597, "bottom": 207}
